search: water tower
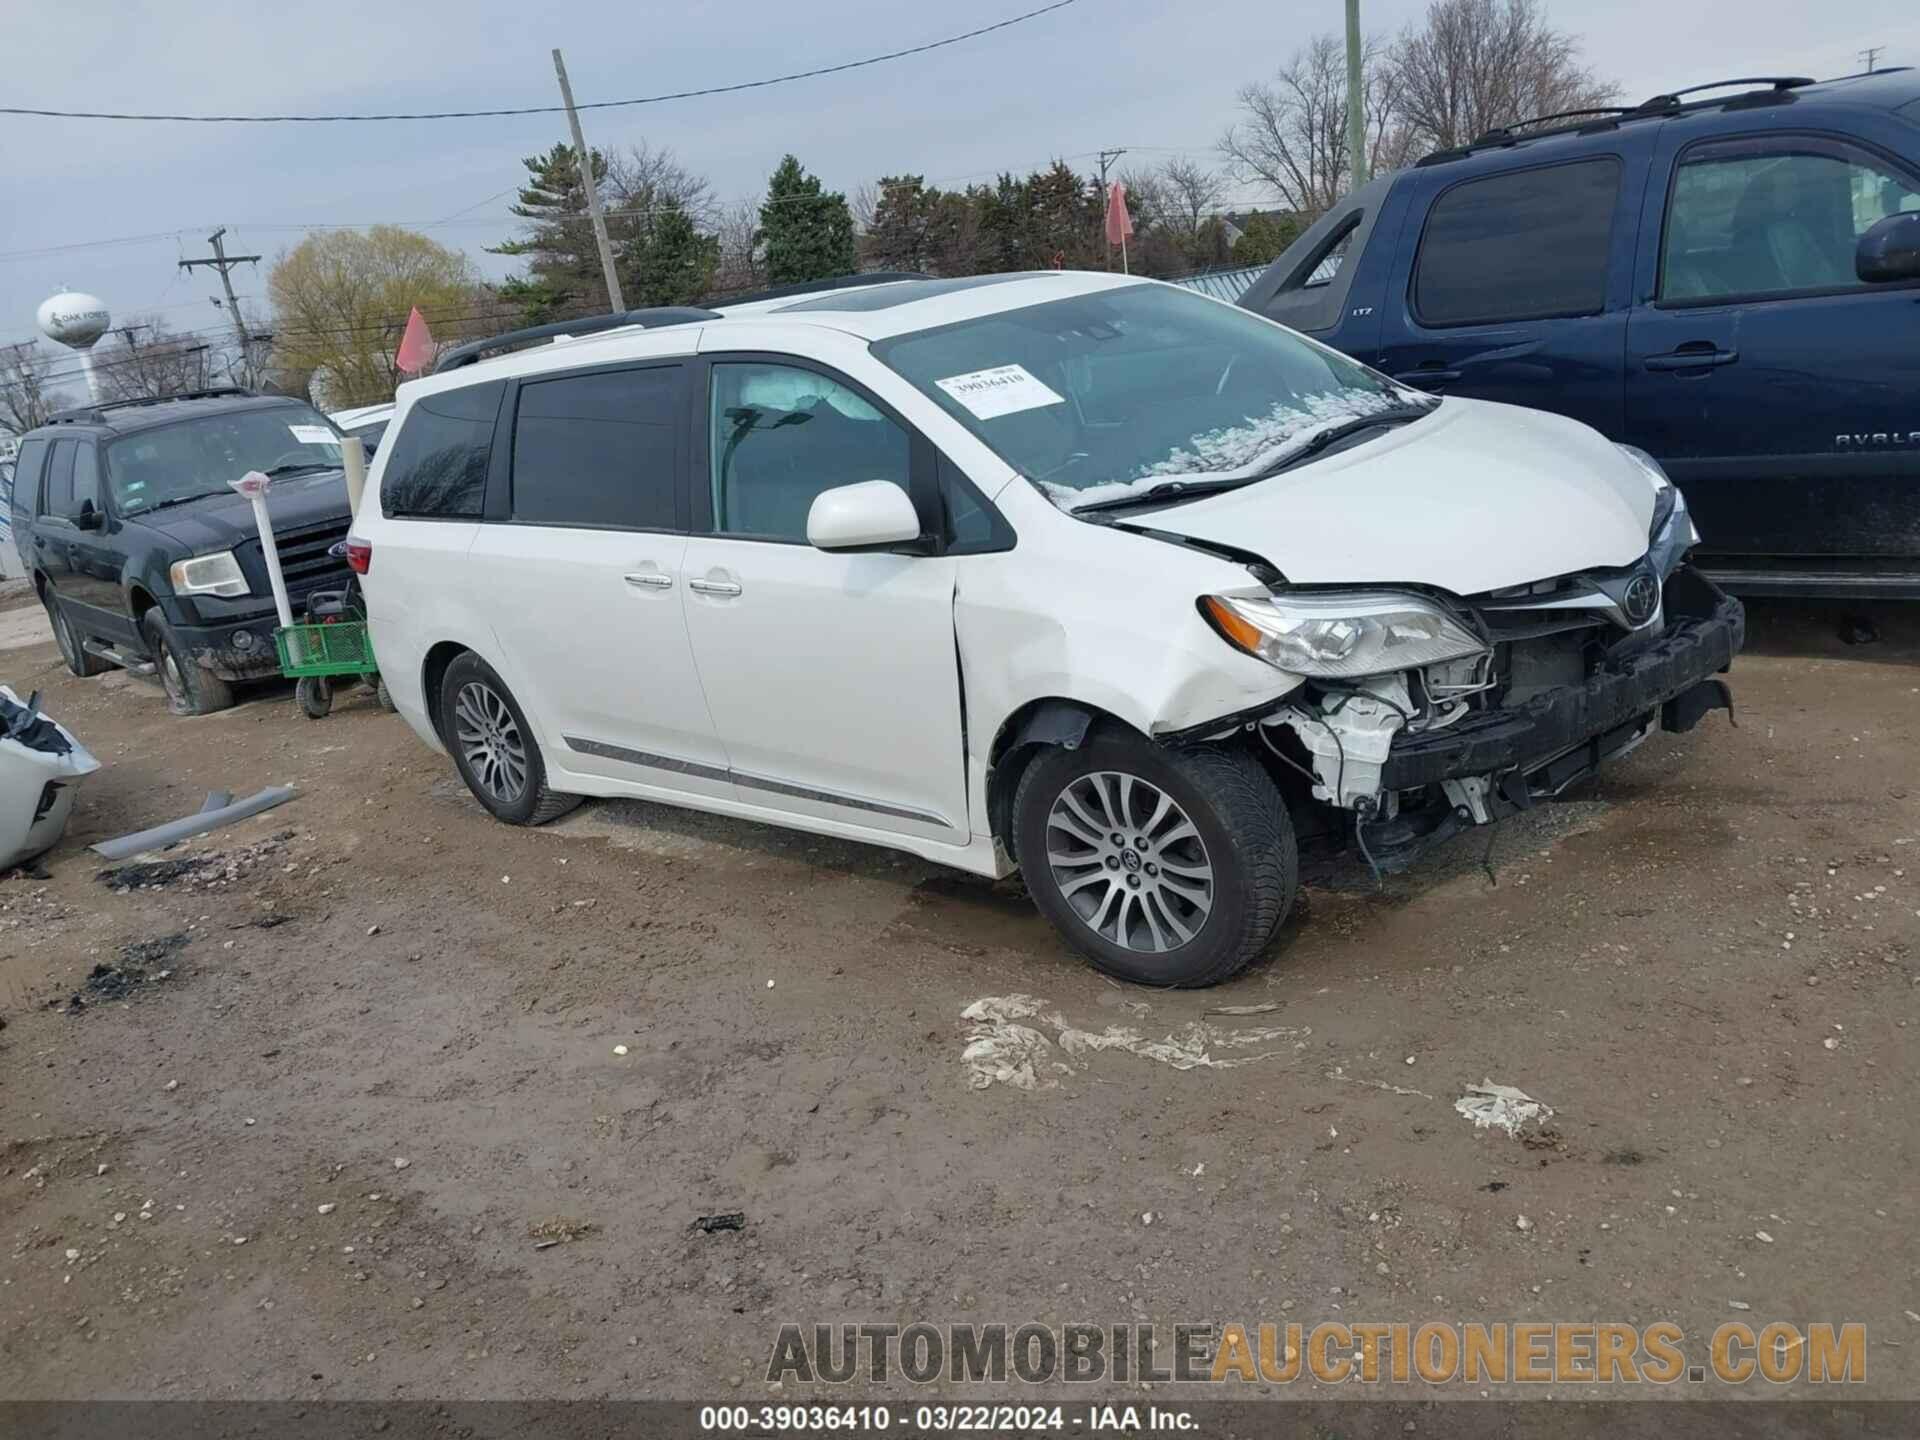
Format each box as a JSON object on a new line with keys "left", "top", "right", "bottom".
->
{"left": 36, "top": 290, "right": 112, "bottom": 403}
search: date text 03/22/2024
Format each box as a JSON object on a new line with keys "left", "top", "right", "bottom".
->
{"left": 698, "top": 1404, "right": 1193, "bottom": 1432}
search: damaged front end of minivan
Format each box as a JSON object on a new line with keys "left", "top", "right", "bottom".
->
{"left": 1188, "top": 466, "right": 1744, "bottom": 873}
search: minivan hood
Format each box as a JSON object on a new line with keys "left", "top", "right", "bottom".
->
{"left": 128, "top": 469, "right": 351, "bottom": 553}
{"left": 1123, "top": 399, "right": 1655, "bottom": 595}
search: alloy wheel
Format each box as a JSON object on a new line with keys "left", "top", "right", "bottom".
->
{"left": 1044, "top": 770, "right": 1214, "bottom": 953}
{"left": 453, "top": 681, "right": 528, "bottom": 804}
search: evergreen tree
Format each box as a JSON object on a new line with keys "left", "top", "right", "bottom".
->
{"left": 758, "top": 156, "right": 857, "bottom": 285}
{"left": 490, "top": 142, "right": 611, "bottom": 322}
{"left": 625, "top": 197, "right": 720, "bottom": 307}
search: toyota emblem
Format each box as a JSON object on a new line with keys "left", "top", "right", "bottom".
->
{"left": 1622, "top": 573, "right": 1659, "bottom": 626}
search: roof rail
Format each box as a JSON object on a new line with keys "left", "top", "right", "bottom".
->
{"left": 1467, "top": 106, "right": 1636, "bottom": 147}
{"left": 46, "top": 386, "right": 257, "bottom": 424}
{"left": 707, "top": 271, "right": 931, "bottom": 309}
{"left": 1635, "top": 76, "right": 1814, "bottom": 111}
{"left": 431, "top": 306, "right": 720, "bottom": 375}
{"left": 1417, "top": 75, "right": 1826, "bottom": 167}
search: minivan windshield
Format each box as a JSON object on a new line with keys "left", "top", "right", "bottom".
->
{"left": 873, "top": 283, "right": 1430, "bottom": 511}
{"left": 106, "top": 406, "right": 343, "bottom": 515}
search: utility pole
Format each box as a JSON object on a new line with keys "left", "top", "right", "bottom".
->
{"left": 552, "top": 48, "right": 626, "bottom": 315}
{"left": 1859, "top": 45, "right": 1885, "bottom": 73}
{"left": 179, "top": 228, "right": 261, "bottom": 386}
{"left": 1096, "top": 148, "right": 1128, "bottom": 269}
{"left": 1345, "top": 0, "right": 1368, "bottom": 190}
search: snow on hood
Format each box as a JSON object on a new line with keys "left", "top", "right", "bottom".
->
{"left": 1039, "top": 387, "right": 1415, "bottom": 512}
{"left": 1104, "top": 398, "right": 1656, "bottom": 596}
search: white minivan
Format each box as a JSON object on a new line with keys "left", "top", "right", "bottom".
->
{"left": 352, "top": 272, "right": 1743, "bottom": 986}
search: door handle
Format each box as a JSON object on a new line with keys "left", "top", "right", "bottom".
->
{"left": 1644, "top": 345, "right": 1738, "bottom": 372}
{"left": 1392, "top": 367, "right": 1462, "bottom": 388}
{"left": 688, "top": 577, "right": 742, "bottom": 597}
{"left": 623, "top": 572, "right": 673, "bottom": 590}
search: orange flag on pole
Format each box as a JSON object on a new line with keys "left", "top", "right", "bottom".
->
{"left": 1105, "top": 181, "right": 1133, "bottom": 272}
{"left": 395, "top": 306, "right": 436, "bottom": 375}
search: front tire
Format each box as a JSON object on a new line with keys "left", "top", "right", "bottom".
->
{"left": 438, "top": 652, "right": 580, "bottom": 826}
{"left": 1013, "top": 735, "right": 1297, "bottom": 987}
{"left": 43, "top": 590, "right": 109, "bottom": 677}
{"left": 142, "top": 607, "right": 236, "bottom": 715}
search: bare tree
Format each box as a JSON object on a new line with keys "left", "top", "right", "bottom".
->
{"left": 1390, "top": 0, "right": 1618, "bottom": 151}
{"left": 0, "top": 345, "right": 70, "bottom": 435}
{"left": 93, "top": 318, "right": 210, "bottom": 402}
{"left": 604, "top": 142, "right": 715, "bottom": 229}
{"left": 1219, "top": 33, "right": 1406, "bottom": 219}
{"left": 1126, "top": 158, "right": 1230, "bottom": 241}
{"left": 710, "top": 199, "right": 764, "bottom": 296}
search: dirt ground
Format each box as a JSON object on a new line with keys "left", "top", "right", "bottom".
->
{"left": 2, "top": 581, "right": 1916, "bottom": 1411}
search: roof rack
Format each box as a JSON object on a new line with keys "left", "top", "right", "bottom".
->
{"left": 47, "top": 386, "right": 257, "bottom": 425}
{"left": 1467, "top": 107, "right": 1636, "bottom": 148}
{"left": 1634, "top": 76, "right": 1814, "bottom": 111}
{"left": 431, "top": 306, "right": 721, "bottom": 375}
{"left": 1419, "top": 75, "right": 1822, "bottom": 167}
{"left": 706, "top": 271, "right": 931, "bottom": 309}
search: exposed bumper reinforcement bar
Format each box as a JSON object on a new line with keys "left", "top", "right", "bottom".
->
{"left": 1379, "top": 567, "right": 1744, "bottom": 793}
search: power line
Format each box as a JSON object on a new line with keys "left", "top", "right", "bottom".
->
{"left": 0, "top": 1, "right": 1084, "bottom": 123}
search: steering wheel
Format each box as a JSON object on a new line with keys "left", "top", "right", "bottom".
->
{"left": 263, "top": 450, "right": 319, "bottom": 471}
{"left": 1032, "top": 451, "right": 1092, "bottom": 482}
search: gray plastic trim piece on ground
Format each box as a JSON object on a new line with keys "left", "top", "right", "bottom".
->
{"left": 89, "top": 786, "right": 297, "bottom": 861}
{"left": 199, "top": 790, "right": 235, "bottom": 813}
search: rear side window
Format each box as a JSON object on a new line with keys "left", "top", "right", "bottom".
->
{"left": 510, "top": 365, "right": 682, "bottom": 530}
{"left": 1414, "top": 158, "right": 1622, "bottom": 326}
{"left": 10, "top": 439, "right": 49, "bottom": 514}
{"left": 43, "top": 441, "right": 76, "bottom": 517}
{"left": 381, "top": 381, "right": 503, "bottom": 520}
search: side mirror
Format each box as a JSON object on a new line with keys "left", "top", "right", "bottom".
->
{"left": 1856, "top": 211, "right": 1920, "bottom": 284}
{"left": 75, "top": 499, "right": 103, "bottom": 531}
{"left": 806, "top": 480, "right": 923, "bottom": 552}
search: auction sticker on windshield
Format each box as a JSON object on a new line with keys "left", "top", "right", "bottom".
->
{"left": 287, "top": 424, "right": 337, "bottom": 445}
{"left": 934, "top": 364, "right": 1065, "bottom": 421}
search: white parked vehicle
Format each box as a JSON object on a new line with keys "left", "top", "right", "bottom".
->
{"left": 2, "top": 685, "right": 100, "bottom": 869}
{"left": 353, "top": 273, "right": 1742, "bottom": 986}
{"left": 328, "top": 402, "right": 395, "bottom": 458}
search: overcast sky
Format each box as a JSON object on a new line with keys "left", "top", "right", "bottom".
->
{"left": 5, "top": 0, "right": 1918, "bottom": 392}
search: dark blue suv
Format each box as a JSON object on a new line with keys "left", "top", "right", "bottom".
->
{"left": 1240, "top": 70, "right": 1920, "bottom": 598}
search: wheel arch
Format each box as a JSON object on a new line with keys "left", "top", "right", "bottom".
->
{"left": 420, "top": 640, "right": 471, "bottom": 745}
{"left": 986, "top": 697, "right": 1145, "bottom": 863}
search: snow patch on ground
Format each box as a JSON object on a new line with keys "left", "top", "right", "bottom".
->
{"left": 961, "top": 993, "right": 1309, "bottom": 1091}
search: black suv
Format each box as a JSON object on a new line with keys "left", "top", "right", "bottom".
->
{"left": 7, "top": 389, "right": 354, "bottom": 713}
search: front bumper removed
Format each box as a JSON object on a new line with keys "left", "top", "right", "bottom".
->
{"left": 1334, "top": 568, "right": 1742, "bottom": 870}
{"left": 1379, "top": 567, "right": 1743, "bottom": 793}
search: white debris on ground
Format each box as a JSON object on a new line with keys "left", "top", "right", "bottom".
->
{"left": 1454, "top": 1080, "right": 1555, "bottom": 1138}
{"left": 960, "top": 994, "right": 1308, "bottom": 1091}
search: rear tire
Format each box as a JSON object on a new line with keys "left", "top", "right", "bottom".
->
{"left": 43, "top": 590, "right": 109, "bottom": 677}
{"left": 374, "top": 676, "right": 397, "bottom": 712}
{"left": 438, "top": 652, "right": 580, "bottom": 826}
{"left": 141, "top": 607, "right": 236, "bottom": 715}
{"left": 1013, "top": 734, "right": 1296, "bottom": 987}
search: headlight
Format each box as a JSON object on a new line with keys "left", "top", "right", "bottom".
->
{"left": 1616, "top": 443, "right": 1698, "bottom": 576}
{"left": 169, "top": 550, "right": 249, "bottom": 598}
{"left": 1201, "top": 590, "right": 1486, "bottom": 679}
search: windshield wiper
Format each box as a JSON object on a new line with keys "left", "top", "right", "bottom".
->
{"left": 1249, "top": 404, "right": 1434, "bottom": 480}
{"left": 263, "top": 462, "right": 334, "bottom": 478}
{"left": 1070, "top": 475, "right": 1255, "bottom": 516}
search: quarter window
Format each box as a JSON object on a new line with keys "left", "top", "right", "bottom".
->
{"left": 1413, "top": 158, "right": 1621, "bottom": 326}
{"left": 11, "top": 439, "right": 49, "bottom": 514}
{"left": 1661, "top": 139, "right": 1920, "bottom": 302}
{"left": 708, "top": 363, "right": 910, "bottom": 542}
{"left": 381, "top": 381, "right": 503, "bottom": 520}
{"left": 511, "top": 366, "right": 682, "bottom": 530}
